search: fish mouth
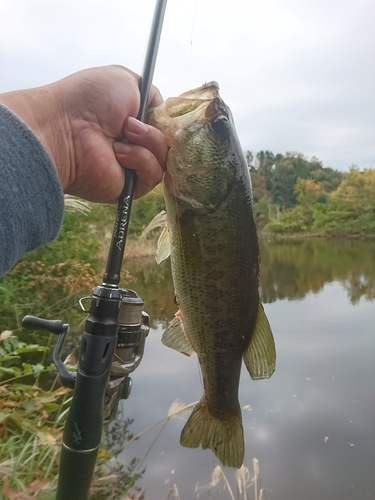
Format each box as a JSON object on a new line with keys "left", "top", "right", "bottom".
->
{"left": 178, "top": 81, "right": 219, "bottom": 100}
{"left": 148, "top": 82, "right": 222, "bottom": 146}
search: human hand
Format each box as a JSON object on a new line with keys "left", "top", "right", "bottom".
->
{"left": 0, "top": 65, "right": 168, "bottom": 203}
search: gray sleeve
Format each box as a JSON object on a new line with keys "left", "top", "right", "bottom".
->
{"left": 0, "top": 103, "right": 64, "bottom": 276}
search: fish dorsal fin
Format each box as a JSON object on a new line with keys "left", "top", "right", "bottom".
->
{"left": 243, "top": 303, "right": 276, "bottom": 380}
{"left": 156, "top": 220, "right": 170, "bottom": 264}
{"left": 161, "top": 313, "right": 196, "bottom": 356}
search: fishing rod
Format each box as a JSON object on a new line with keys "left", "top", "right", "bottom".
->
{"left": 22, "top": 1, "right": 167, "bottom": 498}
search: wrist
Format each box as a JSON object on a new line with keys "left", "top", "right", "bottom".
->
{"left": 0, "top": 85, "right": 71, "bottom": 190}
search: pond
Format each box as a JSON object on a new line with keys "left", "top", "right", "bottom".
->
{"left": 119, "top": 238, "right": 375, "bottom": 500}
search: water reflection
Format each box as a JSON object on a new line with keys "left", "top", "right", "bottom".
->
{"left": 259, "top": 238, "right": 375, "bottom": 304}
{"left": 125, "top": 239, "right": 375, "bottom": 321}
{"left": 120, "top": 240, "right": 375, "bottom": 500}
{"left": 123, "top": 256, "right": 175, "bottom": 327}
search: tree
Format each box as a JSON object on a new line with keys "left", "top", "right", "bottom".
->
{"left": 244, "top": 149, "right": 349, "bottom": 228}
{"left": 294, "top": 178, "right": 325, "bottom": 207}
{"left": 271, "top": 153, "right": 335, "bottom": 208}
{"left": 310, "top": 165, "right": 343, "bottom": 193}
{"left": 330, "top": 166, "right": 375, "bottom": 212}
{"left": 256, "top": 151, "right": 274, "bottom": 191}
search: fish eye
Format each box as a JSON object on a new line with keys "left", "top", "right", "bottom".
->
{"left": 210, "top": 115, "right": 230, "bottom": 138}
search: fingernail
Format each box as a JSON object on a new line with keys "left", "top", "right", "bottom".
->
{"left": 127, "top": 116, "right": 148, "bottom": 134}
{"left": 113, "top": 141, "right": 132, "bottom": 154}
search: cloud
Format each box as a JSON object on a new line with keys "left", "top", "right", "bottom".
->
{"left": 0, "top": 0, "right": 374, "bottom": 170}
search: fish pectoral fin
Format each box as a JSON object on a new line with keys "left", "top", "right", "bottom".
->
{"left": 156, "top": 219, "right": 170, "bottom": 264}
{"left": 180, "top": 399, "right": 244, "bottom": 468}
{"left": 243, "top": 303, "right": 276, "bottom": 380}
{"left": 139, "top": 209, "right": 166, "bottom": 237}
{"left": 161, "top": 313, "right": 196, "bottom": 356}
{"left": 137, "top": 209, "right": 170, "bottom": 264}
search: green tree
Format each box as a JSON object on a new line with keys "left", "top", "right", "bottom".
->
{"left": 245, "top": 149, "right": 346, "bottom": 229}
{"left": 271, "top": 153, "right": 338, "bottom": 208}
{"left": 265, "top": 166, "right": 375, "bottom": 237}
{"left": 309, "top": 164, "right": 343, "bottom": 193}
{"left": 255, "top": 151, "right": 275, "bottom": 191}
{"left": 250, "top": 170, "right": 273, "bottom": 227}
{"left": 271, "top": 153, "right": 319, "bottom": 207}
{"left": 247, "top": 151, "right": 274, "bottom": 227}
{"left": 294, "top": 178, "right": 325, "bottom": 207}
{"left": 330, "top": 166, "right": 375, "bottom": 212}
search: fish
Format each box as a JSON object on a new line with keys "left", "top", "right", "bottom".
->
{"left": 148, "top": 82, "right": 276, "bottom": 468}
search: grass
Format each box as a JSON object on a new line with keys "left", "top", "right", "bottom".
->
{"left": 196, "top": 460, "right": 265, "bottom": 500}
{"left": 1, "top": 338, "right": 267, "bottom": 500}
{"left": 1, "top": 196, "right": 267, "bottom": 499}
{"left": 0, "top": 332, "right": 143, "bottom": 500}
{"left": 165, "top": 459, "right": 265, "bottom": 500}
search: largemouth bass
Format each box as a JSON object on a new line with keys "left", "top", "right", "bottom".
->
{"left": 148, "top": 82, "right": 276, "bottom": 468}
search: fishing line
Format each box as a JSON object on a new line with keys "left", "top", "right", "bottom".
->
{"left": 190, "top": 0, "right": 200, "bottom": 46}
{"left": 187, "top": 0, "right": 200, "bottom": 84}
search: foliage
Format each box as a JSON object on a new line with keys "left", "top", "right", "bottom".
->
{"left": 0, "top": 334, "right": 72, "bottom": 499}
{"left": 0, "top": 205, "right": 104, "bottom": 337}
{"left": 264, "top": 205, "right": 309, "bottom": 235}
{"left": 249, "top": 162, "right": 273, "bottom": 227}
{"left": 294, "top": 178, "right": 324, "bottom": 207}
{"left": 271, "top": 153, "right": 314, "bottom": 207}
{"left": 263, "top": 165, "right": 375, "bottom": 238}
{"left": 0, "top": 333, "right": 52, "bottom": 383}
{"left": 0, "top": 333, "right": 143, "bottom": 499}
{"left": 0, "top": 336, "right": 204, "bottom": 499}
{"left": 0, "top": 259, "right": 101, "bottom": 340}
{"left": 0, "top": 190, "right": 166, "bottom": 498}
{"left": 258, "top": 238, "right": 375, "bottom": 305}
{"left": 330, "top": 166, "right": 375, "bottom": 212}
{"left": 247, "top": 150, "right": 344, "bottom": 227}
{"left": 0, "top": 189, "right": 164, "bottom": 338}
{"left": 251, "top": 158, "right": 375, "bottom": 238}
{"left": 129, "top": 187, "right": 164, "bottom": 237}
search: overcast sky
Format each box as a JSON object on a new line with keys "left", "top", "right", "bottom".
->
{"left": 1, "top": 0, "right": 374, "bottom": 171}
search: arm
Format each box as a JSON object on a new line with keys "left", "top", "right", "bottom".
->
{"left": 0, "top": 104, "right": 64, "bottom": 276}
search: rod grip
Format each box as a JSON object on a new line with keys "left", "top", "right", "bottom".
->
{"left": 56, "top": 444, "right": 98, "bottom": 500}
{"left": 56, "top": 285, "right": 121, "bottom": 499}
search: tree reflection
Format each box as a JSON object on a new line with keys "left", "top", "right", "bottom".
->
{"left": 123, "top": 239, "right": 375, "bottom": 326}
{"left": 123, "top": 257, "right": 176, "bottom": 328}
{"left": 259, "top": 238, "right": 375, "bottom": 304}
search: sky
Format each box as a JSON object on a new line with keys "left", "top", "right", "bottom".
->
{"left": 0, "top": 0, "right": 374, "bottom": 171}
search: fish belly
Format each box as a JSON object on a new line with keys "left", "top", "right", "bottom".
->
{"left": 165, "top": 183, "right": 259, "bottom": 467}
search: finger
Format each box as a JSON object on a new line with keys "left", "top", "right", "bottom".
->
{"left": 123, "top": 116, "right": 168, "bottom": 170}
{"left": 113, "top": 142, "right": 164, "bottom": 199}
{"left": 149, "top": 84, "right": 164, "bottom": 107}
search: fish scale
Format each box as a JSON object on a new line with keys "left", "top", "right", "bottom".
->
{"left": 148, "top": 82, "right": 276, "bottom": 468}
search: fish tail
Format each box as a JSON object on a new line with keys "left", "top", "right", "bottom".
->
{"left": 180, "top": 398, "right": 244, "bottom": 468}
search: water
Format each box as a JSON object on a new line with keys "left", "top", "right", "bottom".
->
{"left": 119, "top": 239, "right": 375, "bottom": 500}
